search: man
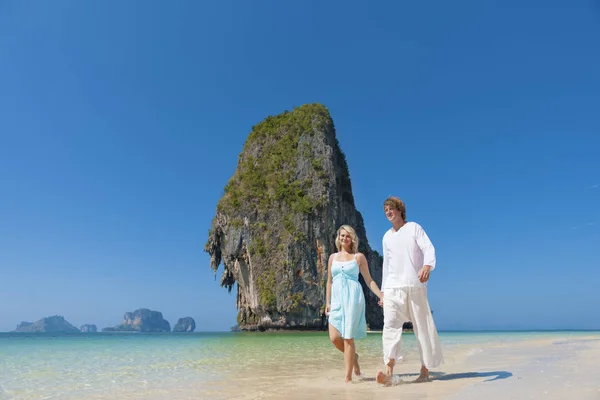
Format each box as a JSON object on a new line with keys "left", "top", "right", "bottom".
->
{"left": 376, "top": 196, "right": 443, "bottom": 385}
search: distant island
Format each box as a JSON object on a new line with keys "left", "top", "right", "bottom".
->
{"left": 173, "top": 317, "right": 196, "bottom": 332}
{"left": 102, "top": 308, "right": 172, "bottom": 332}
{"left": 80, "top": 324, "right": 97, "bottom": 333}
{"left": 11, "top": 310, "right": 196, "bottom": 333}
{"left": 13, "top": 316, "right": 81, "bottom": 333}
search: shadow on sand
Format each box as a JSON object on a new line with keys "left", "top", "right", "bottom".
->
{"left": 431, "top": 371, "right": 512, "bottom": 382}
{"left": 359, "top": 370, "right": 512, "bottom": 385}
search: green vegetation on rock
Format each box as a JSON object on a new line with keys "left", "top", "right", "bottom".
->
{"left": 217, "top": 103, "right": 330, "bottom": 217}
{"left": 257, "top": 269, "right": 277, "bottom": 310}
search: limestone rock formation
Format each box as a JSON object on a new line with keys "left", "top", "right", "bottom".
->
{"left": 102, "top": 308, "right": 171, "bottom": 332}
{"left": 173, "top": 317, "right": 196, "bottom": 332}
{"left": 14, "top": 321, "right": 33, "bottom": 331}
{"left": 13, "top": 316, "right": 80, "bottom": 333}
{"left": 80, "top": 324, "right": 97, "bottom": 333}
{"left": 205, "top": 103, "right": 383, "bottom": 331}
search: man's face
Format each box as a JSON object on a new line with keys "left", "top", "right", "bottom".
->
{"left": 384, "top": 206, "right": 401, "bottom": 223}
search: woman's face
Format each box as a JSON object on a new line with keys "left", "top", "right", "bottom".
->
{"left": 339, "top": 229, "right": 352, "bottom": 250}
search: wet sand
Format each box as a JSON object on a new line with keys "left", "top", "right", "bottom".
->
{"left": 201, "top": 333, "right": 600, "bottom": 400}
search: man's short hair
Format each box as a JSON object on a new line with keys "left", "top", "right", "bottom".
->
{"left": 383, "top": 196, "right": 406, "bottom": 220}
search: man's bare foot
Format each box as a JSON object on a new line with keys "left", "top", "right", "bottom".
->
{"left": 376, "top": 371, "right": 392, "bottom": 386}
{"left": 353, "top": 353, "right": 361, "bottom": 376}
{"left": 415, "top": 366, "right": 430, "bottom": 383}
{"left": 345, "top": 377, "right": 352, "bottom": 383}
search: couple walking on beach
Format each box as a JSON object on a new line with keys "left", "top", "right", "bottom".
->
{"left": 325, "top": 196, "right": 444, "bottom": 384}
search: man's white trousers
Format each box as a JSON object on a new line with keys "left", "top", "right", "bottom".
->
{"left": 382, "top": 286, "right": 444, "bottom": 369}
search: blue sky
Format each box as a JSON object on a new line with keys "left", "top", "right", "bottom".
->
{"left": 1, "top": 1, "right": 599, "bottom": 332}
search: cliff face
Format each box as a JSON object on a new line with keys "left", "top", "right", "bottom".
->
{"left": 102, "top": 309, "right": 171, "bottom": 332}
{"left": 205, "top": 104, "right": 383, "bottom": 331}
{"left": 13, "top": 316, "right": 80, "bottom": 333}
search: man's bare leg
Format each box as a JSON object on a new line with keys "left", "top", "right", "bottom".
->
{"left": 376, "top": 359, "right": 394, "bottom": 385}
{"left": 414, "top": 365, "right": 430, "bottom": 383}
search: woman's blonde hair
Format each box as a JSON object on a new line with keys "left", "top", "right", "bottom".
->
{"left": 335, "top": 225, "right": 359, "bottom": 253}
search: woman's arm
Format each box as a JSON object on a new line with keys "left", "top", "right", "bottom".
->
{"left": 325, "top": 253, "right": 334, "bottom": 315}
{"left": 357, "top": 253, "right": 382, "bottom": 299}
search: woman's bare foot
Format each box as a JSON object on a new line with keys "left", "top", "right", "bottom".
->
{"left": 353, "top": 353, "right": 361, "bottom": 376}
{"left": 376, "top": 371, "right": 392, "bottom": 386}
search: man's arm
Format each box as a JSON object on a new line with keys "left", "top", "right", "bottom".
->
{"left": 381, "top": 236, "right": 389, "bottom": 290}
{"left": 415, "top": 224, "right": 435, "bottom": 283}
{"left": 415, "top": 223, "right": 436, "bottom": 270}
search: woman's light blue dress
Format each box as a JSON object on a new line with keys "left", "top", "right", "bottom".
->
{"left": 328, "top": 254, "right": 367, "bottom": 340}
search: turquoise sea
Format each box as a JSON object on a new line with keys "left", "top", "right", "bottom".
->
{"left": 1, "top": 330, "right": 597, "bottom": 400}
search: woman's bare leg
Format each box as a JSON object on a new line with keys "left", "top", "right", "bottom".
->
{"left": 328, "top": 324, "right": 344, "bottom": 352}
{"left": 343, "top": 338, "right": 356, "bottom": 382}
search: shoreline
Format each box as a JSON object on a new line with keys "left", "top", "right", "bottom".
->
{"left": 2, "top": 331, "right": 599, "bottom": 399}
{"left": 2, "top": 328, "right": 598, "bottom": 335}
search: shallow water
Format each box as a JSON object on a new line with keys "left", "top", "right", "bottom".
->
{"left": 0, "top": 330, "right": 597, "bottom": 399}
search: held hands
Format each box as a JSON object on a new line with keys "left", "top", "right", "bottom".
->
{"left": 418, "top": 265, "right": 432, "bottom": 283}
{"left": 325, "top": 304, "right": 331, "bottom": 316}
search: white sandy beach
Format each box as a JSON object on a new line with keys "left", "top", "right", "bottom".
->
{"left": 201, "top": 333, "right": 600, "bottom": 400}
{"left": 2, "top": 332, "right": 598, "bottom": 400}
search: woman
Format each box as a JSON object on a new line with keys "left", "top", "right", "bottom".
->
{"left": 326, "top": 224, "right": 383, "bottom": 382}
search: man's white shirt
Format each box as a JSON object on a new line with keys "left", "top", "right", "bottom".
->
{"left": 381, "top": 221, "right": 436, "bottom": 289}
